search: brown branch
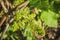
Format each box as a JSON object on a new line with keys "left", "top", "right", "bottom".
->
{"left": 0, "top": 23, "right": 9, "bottom": 40}
{"left": 0, "top": 15, "right": 10, "bottom": 27}
{"left": 0, "top": 16, "right": 7, "bottom": 27}
{"left": 5, "top": 0, "right": 15, "bottom": 9}
{"left": 0, "top": 18, "right": 14, "bottom": 40}
{"left": 0, "top": 0, "right": 8, "bottom": 13}
{"left": 33, "top": 32, "right": 43, "bottom": 40}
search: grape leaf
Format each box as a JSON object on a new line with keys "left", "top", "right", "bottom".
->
{"left": 40, "top": 10, "right": 57, "bottom": 27}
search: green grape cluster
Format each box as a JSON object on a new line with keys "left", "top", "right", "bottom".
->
{"left": 7, "top": 7, "right": 45, "bottom": 40}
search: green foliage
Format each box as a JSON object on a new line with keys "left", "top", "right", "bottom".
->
{"left": 13, "top": 0, "right": 24, "bottom": 6}
{"left": 29, "top": 0, "right": 49, "bottom": 10}
{"left": 40, "top": 10, "right": 58, "bottom": 27}
{"left": 10, "top": 21, "right": 19, "bottom": 32}
{"left": 23, "top": 28, "right": 36, "bottom": 40}
{"left": 5, "top": 32, "right": 21, "bottom": 40}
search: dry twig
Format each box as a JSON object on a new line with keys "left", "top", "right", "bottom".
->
{"left": 0, "top": 16, "right": 6, "bottom": 27}
{"left": 16, "top": 1, "right": 29, "bottom": 10}
{"left": 0, "top": 0, "right": 8, "bottom": 13}
{"left": 0, "top": 18, "right": 14, "bottom": 40}
{"left": 5, "top": 0, "right": 14, "bottom": 9}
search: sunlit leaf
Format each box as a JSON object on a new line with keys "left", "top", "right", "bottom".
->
{"left": 41, "top": 10, "right": 57, "bottom": 27}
